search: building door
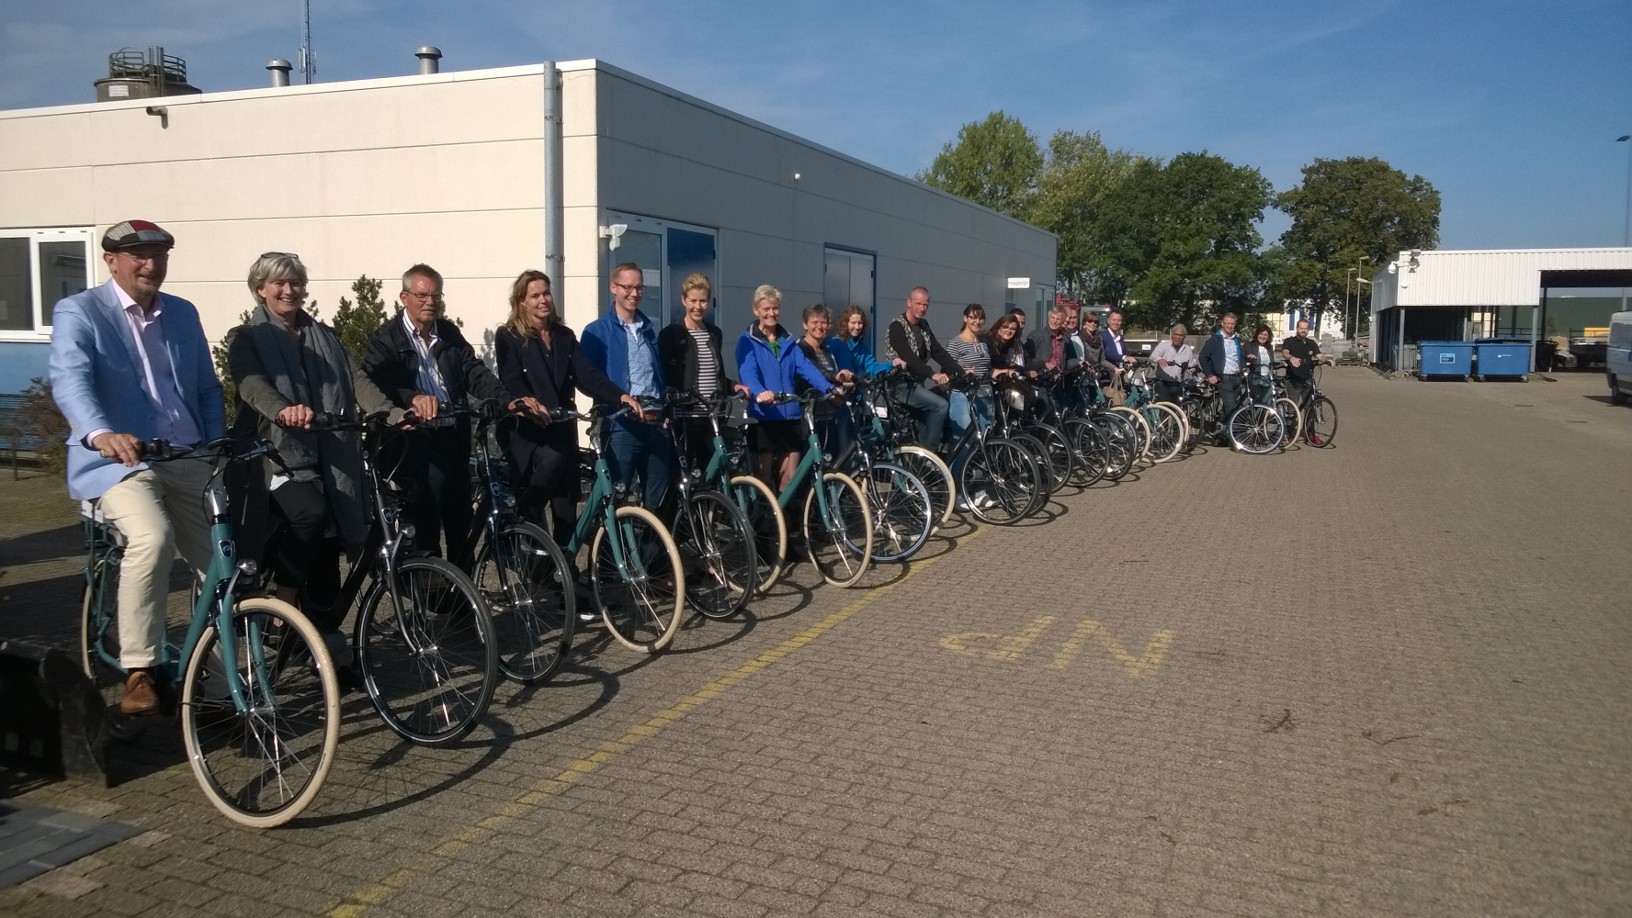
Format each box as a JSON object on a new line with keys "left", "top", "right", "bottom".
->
{"left": 602, "top": 211, "right": 719, "bottom": 327}
{"left": 824, "top": 246, "right": 876, "bottom": 348}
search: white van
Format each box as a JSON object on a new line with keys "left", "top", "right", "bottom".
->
{"left": 1608, "top": 312, "right": 1632, "bottom": 406}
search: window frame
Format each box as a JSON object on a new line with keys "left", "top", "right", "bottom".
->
{"left": 0, "top": 227, "right": 96, "bottom": 341}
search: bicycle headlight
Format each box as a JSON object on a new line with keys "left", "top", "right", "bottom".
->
{"left": 399, "top": 524, "right": 417, "bottom": 542}
{"left": 1003, "top": 387, "right": 1027, "bottom": 413}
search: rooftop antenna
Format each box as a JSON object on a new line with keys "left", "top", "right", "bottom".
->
{"left": 299, "top": 0, "right": 316, "bottom": 84}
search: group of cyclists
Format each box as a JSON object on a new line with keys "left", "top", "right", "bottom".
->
{"left": 53, "top": 219, "right": 1337, "bottom": 823}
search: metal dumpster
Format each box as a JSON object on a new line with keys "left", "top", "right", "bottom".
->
{"left": 1474, "top": 338, "right": 1532, "bottom": 380}
{"left": 1417, "top": 340, "right": 1474, "bottom": 379}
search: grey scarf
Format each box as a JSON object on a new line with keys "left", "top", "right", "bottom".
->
{"left": 241, "top": 306, "right": 370, "bottom": 546}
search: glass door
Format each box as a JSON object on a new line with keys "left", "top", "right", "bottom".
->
{"left": 602, "top": 211, "right": 719, "bottom": 327}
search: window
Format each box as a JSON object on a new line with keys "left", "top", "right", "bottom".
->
{"left": 601, "top": 212, "right": 719, "bottom": 328}
{"left": 0, "top": 228, "right": 94, "bottom": 337}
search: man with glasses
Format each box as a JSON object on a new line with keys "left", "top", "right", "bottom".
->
{"left": 50, "top": 220, "right": 225, "bottom": 716}
{"left": 581, "top": 262, "right": 670, "bottom": 511}
{"left": 362, "top": 263, "right": 508, "bottom": 569}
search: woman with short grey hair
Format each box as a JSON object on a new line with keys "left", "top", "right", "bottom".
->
{"left": 226, "top": 251, "right": 396, "bottom": 662}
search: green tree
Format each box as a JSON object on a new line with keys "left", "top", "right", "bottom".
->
{"left": 1104, "top": 152, "right": 1274, "bottom": 332}
{"left": 917, "top": 111, "right": 1043, "bottom": 218}
{"left": 1031, "top": 130, "right": 1147, "bottom": 303}
{"left": 1276, "top": 156, "right": 1441, "bottom": 333}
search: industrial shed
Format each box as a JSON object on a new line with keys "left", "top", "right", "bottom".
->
{"left": 0, "top": 54, "right": 1057, "bottom": 392}
{"left": 1367, "top": 248, "right": 1632, "bottom": 374}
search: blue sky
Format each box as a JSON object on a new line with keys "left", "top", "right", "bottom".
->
{"left": 3, "top": 0, "right": 1628, "bottom": 250}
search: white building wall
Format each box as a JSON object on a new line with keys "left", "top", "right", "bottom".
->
{"left": 0, "top": 67, "right": 556, "bottom": 344}
{"left": 1378, "top": 248, "right": 1632, "bottom": 308}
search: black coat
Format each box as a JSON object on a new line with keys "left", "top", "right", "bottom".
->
{"left": 361, "top": 311, "right": 508, "bottom": 412}
{"left": 493, "top": 324, "right": 623, "bottom": 478}
{"left": 658, "top": 322, "right": 733, "bottom": 396}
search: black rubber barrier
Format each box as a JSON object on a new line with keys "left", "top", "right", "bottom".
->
{"left": 0, "top": 640, "right": 109, "bottom": 785}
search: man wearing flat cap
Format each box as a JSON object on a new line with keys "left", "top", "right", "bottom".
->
{"left": 49, "top": 220, "right": 225, "bottom": 716}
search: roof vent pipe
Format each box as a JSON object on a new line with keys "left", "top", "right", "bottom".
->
{"left": 416, "top": 46, "right": 442, "bottom": 75}
{"left": 267, "top": 59, "right": 292, "bottom": 88}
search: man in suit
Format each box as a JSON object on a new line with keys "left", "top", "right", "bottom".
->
{"left": 361, "top": 263, "right": 508, "bottom": 570}
{"left": 49, "top": 220, "right": 226, "bottom": 715}
{"left": 1100, "top": 309, "right": 1138, "bottom": 406}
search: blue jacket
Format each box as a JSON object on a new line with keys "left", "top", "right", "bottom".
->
{"left": 736, "top": 324, "right": 833, "bottom": 422}
{"left": 1198, "top": 330, "right": 1243, "bottom": 378}
{"left": 49, "top": 281, "right": 226, "bottom": 500}
{"left": 832, "top": 335, "right": 892, "bottom": 376}
{"left": 581, "top": 308, "right": 664, "bottom": 398}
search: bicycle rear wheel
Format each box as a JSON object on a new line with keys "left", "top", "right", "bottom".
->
{"left": 472, "top": 521, "right": 575, "bottom": 685}
{"left": 1062, "top": 418, "right": 1105, "bottom": 487}
{"left": 1111, "top": 406, "right": 1152, "bottom": 462}
{"left": 1306, "top": 396, "right": 1338, "bottom": 447}
{"left": 730, "top": 475, "right": 787, "bottom": 593}
{"left": 359, "top": 556, "right": 499, "bottom": 745}
{"left": 1088, "top": 413, "right": 1136, "bottom": 480}
{"left": 1274, "top": 397, "right": 1303, "bottom": 446}
{"left": 862, "top": 462, "right": 933, "bottom": 563}
{"left": 802, "top": 472, "right": 874, "bottom": 587}
{"left": 592, "top": 505, "right": 685, "bottom": 652}
{"left": 896, "top": 445, "right": 955, "bottom": 529}
{"left": 1027, "top": 423, "right": 1077, "bottom": 491}
{"left": 674, "top": 490, "right": 758, "bottom": 620}
{"left": 181, "top": 598, "right": 339, "bottom": 828}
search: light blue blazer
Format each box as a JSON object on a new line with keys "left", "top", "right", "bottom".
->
{"left": 49, "top": 281, "right": 226, "bottom": 500}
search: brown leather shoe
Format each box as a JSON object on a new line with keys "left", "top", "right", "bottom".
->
{"left": 120, "top": 670, "right": 160, "bottom": 716}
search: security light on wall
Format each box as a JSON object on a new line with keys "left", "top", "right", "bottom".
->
{"left": 599, "top": 223, "right": 628, "bottom": 251}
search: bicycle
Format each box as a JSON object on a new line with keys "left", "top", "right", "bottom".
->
{"left": 1291, "top": 364, "right": 1338, "bottom": 447}
{"left": 79, "top": 437, "right": 340, "bottom": 827}
{"left": 305, "top": 411, "right": 499, "bottom": 746}
{"left": 464, "top": 403, "right": 577, "bottom": 685}
{"left": 664, "top": 391, "right": 759, "bottom": 619}
{"left": 740, "top": 390, "right": 874, "bottom": 586}
{"left": 931, "top": 375, "right": 1046, "bottom": 525}
{"left": 549, "top": 404, "right": 685, "bottom": 652}
{"left": 1121, "top": 360, "right": 1186, "bottom": 463}
{"left": 834, "top": 376, "right": 935, "bottom": 563}
{"left": 1227, "top": 369, "right": 1287, "bottom": 454}
{"left": 868, "top": 368, "right": 956, "bottom": 530}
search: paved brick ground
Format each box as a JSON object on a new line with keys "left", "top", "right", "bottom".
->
{"left": 2, "top": 367, "right": 1630, "bottom": 917}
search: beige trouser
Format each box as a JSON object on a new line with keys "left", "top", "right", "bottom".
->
{"left": 96, "top": 459, "right": 216, "bottom": 669}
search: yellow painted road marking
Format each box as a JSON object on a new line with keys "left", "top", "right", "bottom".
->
{"left": 1051, "top": 620, "right": 1174, "bottom": 677}
{"left": 331, "top": 532, "right": 981, "bottom": 918}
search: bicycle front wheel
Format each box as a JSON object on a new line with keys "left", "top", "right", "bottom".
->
{"left": 1141, "top": 403, "right": 1185, "bottom": 463}
{"left": 802, "top": 472, "right": 874, "bottom": 587}
{"left": 1062, "top": 418, "right": 1105, "bottom": 487}
{"left": 961, "top": 438, "right": 1043, "bottom": 525}
{"left": 1228, "top": 404, "right": 1285, "bottom": 455}
{"left": 730, "top": 475, "right": 787, "bottom": 594}
{"left": 862, "top": 462, "right": 933, "bottom": 563}
{"left": 359, "top": 556, "right": 499, "bottom": 746}
{"left": 592, "top": 505, "right": 685, "bottom": 652}
{"left": 473, "top": 521, "right": 575, "bottom": 685}
{"left": 181, "top": 598, "right": 339, "bottom": 828}
{"left": 1306, "top": 396, "right": 1338, "bottom": 447}
{"left": 675, "top": 490, "right": 758, "bottom": 620}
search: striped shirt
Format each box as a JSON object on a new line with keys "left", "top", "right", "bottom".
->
{"left": 944, "top": 334, "right": 991, "bottom": 377}
{"left": 690, "top": 328, "right": 719, "bottom": 398}
{"left": 401, "top": 310, "right": 451, "bottom": 403}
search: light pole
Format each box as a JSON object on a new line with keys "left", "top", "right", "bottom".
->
{"left": 1353, "top": 255, "right": 1371, "bottom": 340}
{"left": 1619, "top": 135, "right": 1632, "bottom": 246}
{"left": 1345, "top": 268, "right": 1356, "bottom": 339}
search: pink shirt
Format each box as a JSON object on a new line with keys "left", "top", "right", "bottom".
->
{"left": 84, "top": 280, "right": 203, "bottom": 448}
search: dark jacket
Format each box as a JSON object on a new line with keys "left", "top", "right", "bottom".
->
{"left": 658, "top": 322, "right": 732, "bottom": 395}
{"left": 883, "top": 315, "right": 958, "bottom": 382}
{"left": 493, "top": 323, "right": 624, "bottom": 477}
{"left": 361, "top": 311, "right": 508, "bottom": 412}
{"left": 1023, "top": 326, "right": 1071, "bottom": 373}
{"left": 1198, "top": 331, "right": 1244, "bottom": 378}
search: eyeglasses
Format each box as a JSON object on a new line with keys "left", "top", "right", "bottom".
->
{"left": 612, "top": 283, "right": 645, "bottom": 293}
{"left": 404, "top": 290, "right": 444, "bottom": 303}
{"left": 116, "top": 250, "right": 169, "bottom": 264}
